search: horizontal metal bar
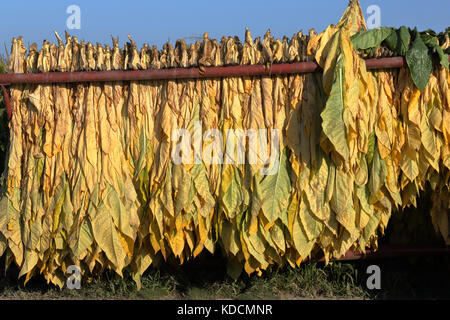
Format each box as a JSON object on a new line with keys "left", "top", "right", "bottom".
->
{"left": 0, "top": 56, "right": 420, "bottom": 86}
{"left": 0, "top": 62, "right": 317, "bottom": 85}
{"left": 312, "top": 245, "right": 450, "bottom": 262}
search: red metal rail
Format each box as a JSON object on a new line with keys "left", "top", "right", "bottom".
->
{"left": 0, "top": 57, "right": 407, "bottom": 86}
{"left": 0, "top": 56, "right": 448, "bottom": 121}
{"left": 312, "top": 245, "right": 450, "bottom": 262}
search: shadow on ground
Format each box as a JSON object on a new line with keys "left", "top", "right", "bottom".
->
{"left": 1, "top": 250, "right": 449, "bottom": 300}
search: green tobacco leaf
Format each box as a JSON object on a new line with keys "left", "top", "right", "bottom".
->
{"left": 330, "top": 168, "right": 353, "bottom": 216}
{"left": 321, "top": 57, "right": 350, "bottom": 161}
{"left": 422, "top": 36, "right": 449, "bottom": 69}
{"left": 221, "top": 165, "right": 243, "bottom": 219}
{"left": 435, "top": 46, "right": 449, "bottom": 69}
{"left": 191, "top": 163, "right": 215, "bottom": 218}
{"left": 351, "top": 27, "right": 394, "bottom": 50}
{"left": 384, "top": 30, "right": 398, "bottom": 51}
{"left": 366, "top": 132, "right": 376, "bottom": 166}
{"left": 292, "top": 213, "right": 315, "bottom": 258}
{"left": 422, "top": 34, "right": 439, "bottom": 48}
{"left": 91, "top": 204, "right": 126, "bottom": 274}
{"left": 368, "top": 142, "right": 387, "bottom": 203}
{"left": 299, "top": 194, "right": 323, "bottom": 241}
{"left": 406, "top": 31, "right": 433, "bottom": 90}
{"left": 420, "top": 33, "right": 449, "bottom": 68}
{"left": 422, "top": 29, "right": 437, "bottom": 37}
{"left": 260, "top": 149, "right": 291, "bottom": 227}
{"left": 72, "top": 219, "right": 94, "bottom": 258}
{"left": 398, "top": 26, "right": 411, "bottom": 56}
{"left": 385, "top": 26, "right": 411, "bottom": 56}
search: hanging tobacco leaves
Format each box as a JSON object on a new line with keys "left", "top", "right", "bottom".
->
{"left": 0, "top": 0, "right": 449, "bottom": 288}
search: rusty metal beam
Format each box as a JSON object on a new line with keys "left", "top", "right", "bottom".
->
{"left": 311, "top": 245, "right": 450, "bottom": 263}
{"left": 0, "top": 56, "right": 448, "bottom": 121}
{"left": 0, "top": 62, "right": 316, "bottom": 85}
{"left": 0, "top": 56, "right": 417, "bottom": 86}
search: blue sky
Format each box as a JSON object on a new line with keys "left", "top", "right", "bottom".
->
{"left": 0, "top": 0, "right": 448, "bottom": 54}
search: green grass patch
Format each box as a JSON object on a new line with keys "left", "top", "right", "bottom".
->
{"left": 1, "top": 253, "right": 449, "bottom": 300}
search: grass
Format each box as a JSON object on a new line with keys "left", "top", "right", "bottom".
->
{"left": 0, "top": 261, "right": 368, "bottom": 300}
{"left": 1, "top": 252, "right": 449, "bottom": 300}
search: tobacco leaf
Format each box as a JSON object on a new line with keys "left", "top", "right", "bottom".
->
{"left": 351, "top": 27, "right": 394, "bottom": 50}
{"left": 406, "top": 30, "right": 433, "bottom": 90}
